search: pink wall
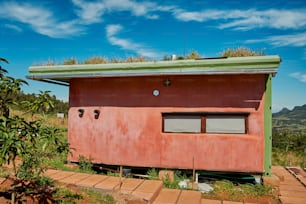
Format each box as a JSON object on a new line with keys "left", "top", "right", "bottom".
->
{"left": 68, "top": 74, "right": 266, "bottom": 173}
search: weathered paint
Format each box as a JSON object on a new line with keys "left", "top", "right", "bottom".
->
{"left": 264, "top": 74, "right": 273, "bottom": 176}
{"left": 68, "top": 74, "right": 266, "bottom": 173}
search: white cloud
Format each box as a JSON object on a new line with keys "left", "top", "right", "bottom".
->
{"left": 221, "top": 9, "right": 306, "bottom": 30}
{"left": 72, "top": 0, "right": 105, "bottom": 24}
{"left": 246, "top": 32, "right": 306, "bottom": 47}
{"left": 72, "top": 0, "right": 167, "bottom": 23}
{"left": 172, "top": 9, "right": 306, "bottom": 30}
{"left": 1, "top": 1, "right": 306, "bottom": 40}
{"left": 106, "top": 24, "right": 159, "bottom": 58}
{"left": 0, "top": 2, "right": 84, "bottom": 38}
{"left": 173, "top": 9, "right": 239, "bottom": 22}
{"left": 290, "top": 72, "right": 306, "bottom": 83}
{"left": 4, "top": 24, "right": 23, "bottom": 32}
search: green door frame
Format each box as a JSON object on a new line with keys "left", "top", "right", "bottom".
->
{"left": 264, "top": 74, "right": 272, "bottom": 176}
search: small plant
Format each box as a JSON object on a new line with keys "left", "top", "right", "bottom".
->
{"left": 161, "top": 170, "right": 188, "bottom": 189}
{"left": 63, "top": 58, "right": 77, "bottom": 65}
{"left": 78, "top": 155, "right": 95, "bottom": 173}
{"left": 147, "top": 168, "right": 158, "bottom": 180}
{"left": 54, "top": 186, "right": 83, "bottom": 203}
{"left": 0, "top": 166, "right": 9, "bottom": 178}
{"left": 84, "top": 189, "right": 116, "bottom": 204}
{"left": 186, "top": 51, "right": 200, "bottom": 59}
{"left": 221, "top": 47, "right": 265, "bottom": 57}
{"left": 101, "top": 194, "right": 116, "bottom": 204}
{"left": 125, "top": 56, "right": 146, "bottom": 63}
{"left": 106, "top": 171, "right": 119, "bottom": 177}
{"left": 203, "top": 180, "right": 277, "bottom": 202}
{"left": 84, "top": 56, "right": 107, "bottom": 64}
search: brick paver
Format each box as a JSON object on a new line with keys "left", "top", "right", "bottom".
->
{"left": 40, "top": 166, "right": 305, "bottom": 204}
{"left": 153, "top": 188, "right": 181, "bottom": 204}
{"left": 0, "top": 178, "right": 6, "bottom": 185}
{"left": 201, "top": 199, "right": 222, "bottom": 204}
{"left": 44, "top": 169, "right": 61, "bottom": 177}
{"left": 280, "top": 184, "right": 305, "bottom": 191}
{"left": 222, "top": 201, "right": 243, "bottom": 204}
{"left": 120, "top": 178, "right": 144, "bottom": 194}
{"left": 77, "top": 174, "right": 108, "bottom": 188}
{"left": 280, "top": 189, "right": 306, "bottom": 198}
{"left": 279, "top": 196, "right": 306, "bottom": 204}
{"left": 60, "top": 172, "right": 91, "bottom": 184}
{"left": 94, "top": 176, "right": 125, "bottom": 191}
{"left": 48, "top": 171, "right": 75, "bottom": 180}
{"left": 286, "top": 166, "right": 306, "bottom": 187}
{"left": 272, "top": 166, "right": 306, "bottom": 204}
{"left": 177, "top": 190, "right": 201, "bottom": 204}
{"left": 132, "top": 180, "right": 163, "bottom": 203}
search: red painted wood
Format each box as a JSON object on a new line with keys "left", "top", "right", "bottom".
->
{"left": 68, "top": 75, "right": 265, "bottom": 172}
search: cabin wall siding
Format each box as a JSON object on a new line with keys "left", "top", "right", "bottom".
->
{"left": 68, "top": 74, "right": 265, "bottom": 172}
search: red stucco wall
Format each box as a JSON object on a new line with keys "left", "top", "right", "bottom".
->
{"left": 68, "top": 74, "right": 266, "bottom": 173}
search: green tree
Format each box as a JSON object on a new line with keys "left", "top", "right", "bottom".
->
{"left": 0, "top": 58, "right": 69, "bottom": 203}
{"left": 0, "top": 59, "right": 28, "bottom": 118}
{"left": 22, "top": 90, "right": 54, "bottom": 118}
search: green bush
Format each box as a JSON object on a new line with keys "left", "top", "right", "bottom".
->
{"left": 147, "top": 168, "right": 158, "bottom": 180}
{"left": 78, "top": 155, "right": 95, "bottom": 173}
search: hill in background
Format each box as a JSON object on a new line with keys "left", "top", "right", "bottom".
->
{"left": 273, "top": 104, "right": 306, "bottom": 133}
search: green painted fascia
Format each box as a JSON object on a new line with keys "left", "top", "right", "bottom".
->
{"left": 264, "top": 74, "right": 272, "bottom": 176}
{"left": 28, "top": 56, "right": 281, "bottom": 78}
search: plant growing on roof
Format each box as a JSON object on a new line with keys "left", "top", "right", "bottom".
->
{"left": 64, "top": 57, "right": 77, "bottom": 65}
{"left": 186, "top": 51, "right": 200, "bottom": 59}
{"left": 221, "top": 47, "right": 265, "bottom": 57}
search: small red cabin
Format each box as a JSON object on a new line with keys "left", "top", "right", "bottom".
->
{"left": 28, "top": 56, "right": 281, "bottom": 175}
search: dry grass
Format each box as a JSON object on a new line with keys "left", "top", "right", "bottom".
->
{"left": 36, "top": 56, "right": 149, "bottom": 66}
{"left": 272, "top": 148, "right": 306, "bottom": 168}
{"left": 221, "top": 47, "right": 265, "bottom": 57}
{"left": 64, "top": 58, "right": 78, "bottom": 65}
{"left": 84, "top": 56, "right": 108, "bottom": 64}
{"left": 10, "top": 109, "right": 68, "bottom": 130}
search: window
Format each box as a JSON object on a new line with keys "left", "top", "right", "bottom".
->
{"left": 163, "top": 115, "right": 202, "bottom": 133}
{"left": 162, "top": 113, "right": 248, "bottom": 134}
{"left": 206, "top": 115, "right": 246, "bottom": 134}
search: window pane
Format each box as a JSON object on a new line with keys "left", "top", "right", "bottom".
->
{"left": 206, "top": 115, "right": 246, "bottom": 134}
{"left": 164, "top": 115, "right": 202, "bottom": 133}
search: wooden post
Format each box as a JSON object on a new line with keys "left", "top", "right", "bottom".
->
{"left": 192, "top": 157, "right": 195, "bottom": 189}
{"left": 119, "top": 165, "right": 123, "bottom": 190}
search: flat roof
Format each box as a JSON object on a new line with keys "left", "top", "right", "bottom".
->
{"left": 27, "top": 55, "right": 281, "bottom": 86}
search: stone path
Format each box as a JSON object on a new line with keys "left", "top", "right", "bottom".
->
{"left": 44, "top": 169, "right": 251, "bottom": 204}
{"left": 272, "top": 166, "right": 306, "bottom": 204}
{"left": 1, "top": 166, "right": 304, "bottom": 203}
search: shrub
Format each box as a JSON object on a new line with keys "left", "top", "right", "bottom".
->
{"left": 63, "top": 58, "right": 77, "bottom": 65}
{"left": 84, "top": 56, "right": 107, "bottom": 64}
{"left": 221, "top": 47, "right": 265, "bottom": 57}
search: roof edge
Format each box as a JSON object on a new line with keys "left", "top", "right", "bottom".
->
{"left": 27, "top": 55, "right": 281, "bottom": 83}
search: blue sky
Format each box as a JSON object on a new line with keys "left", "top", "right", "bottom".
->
{"left": 1, "top": 0, "right": 306, "bottom": 112}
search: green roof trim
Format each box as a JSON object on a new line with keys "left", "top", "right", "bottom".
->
{"left": 27, "top": 55, "right": 281, "bottom": 84}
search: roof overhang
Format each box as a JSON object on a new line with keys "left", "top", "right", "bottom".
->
{"left": 27, "top": 55, "right": 281, "bottom": 86}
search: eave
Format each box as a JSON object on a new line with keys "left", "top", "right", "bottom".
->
{"left": 27, "top": 55, "right": 281, "bottom": 86}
